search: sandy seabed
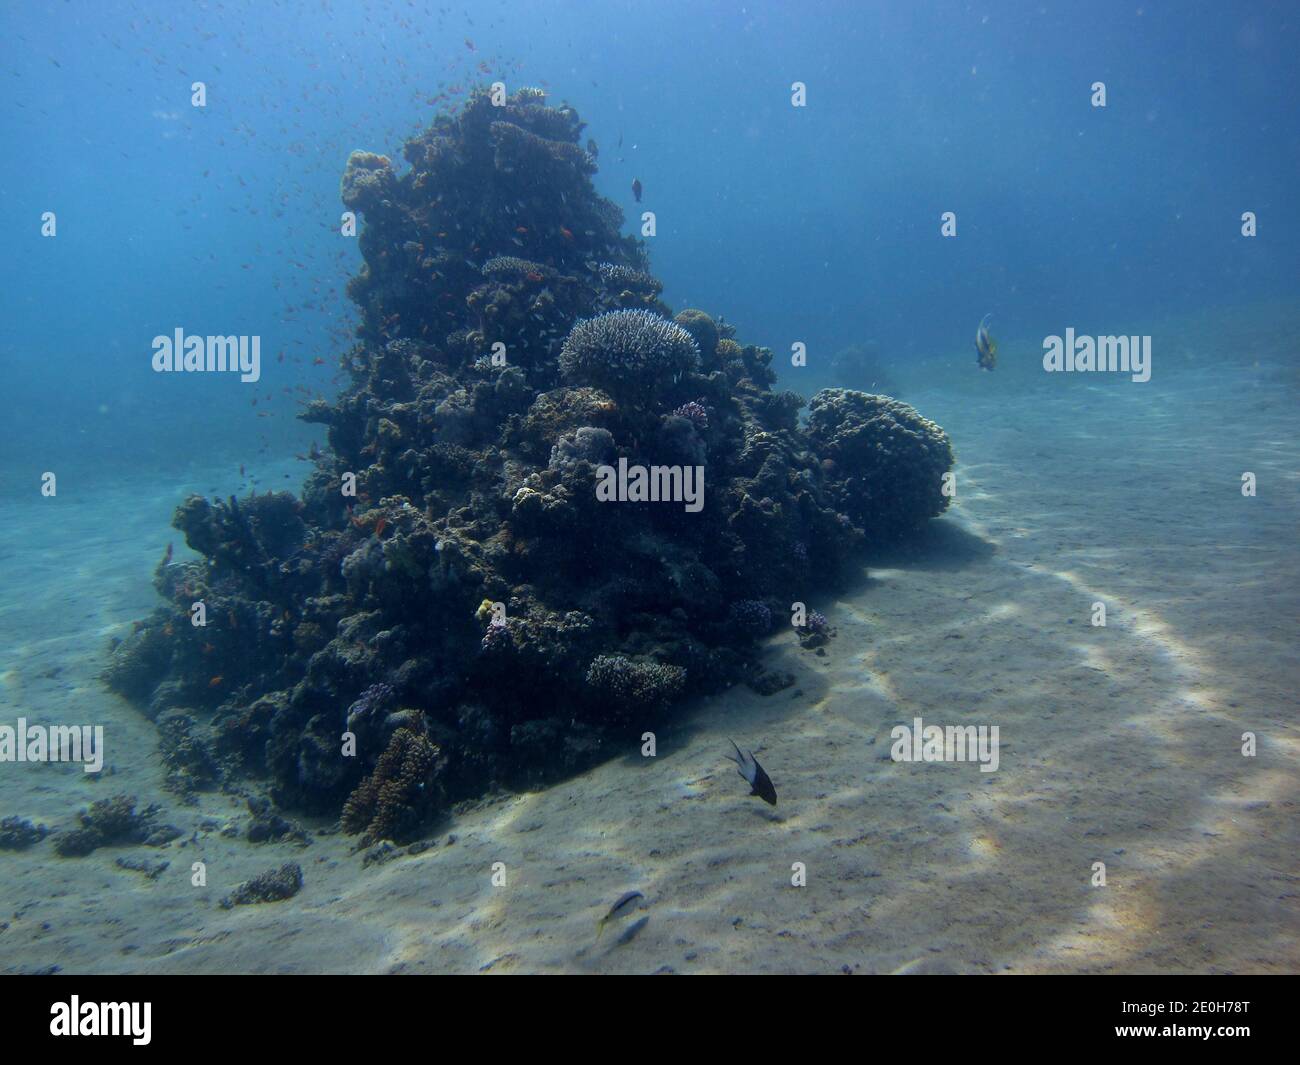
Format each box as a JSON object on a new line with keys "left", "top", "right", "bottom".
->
{"left": 2, "top": 342, "right": 1297, "bottom": 974}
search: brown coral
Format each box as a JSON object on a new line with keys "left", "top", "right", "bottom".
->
{"left": 340, "top": 722, "right": 441, "bottom": 847}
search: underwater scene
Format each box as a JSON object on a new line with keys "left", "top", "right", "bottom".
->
{"left": 1, "top": 0, "right": 1297, "bottom": 982}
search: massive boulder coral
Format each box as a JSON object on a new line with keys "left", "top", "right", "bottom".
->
{"left": 340, "top": 151, "right": 395, "bottom": 214}
{"left": 828, "top": 342, "right": 901, "bottom": 397}
{"left": 805, "top": 389, "right": 954, "bottom": 536}
{"left": 109, "top": 86, "right": 956, "bottom": 840}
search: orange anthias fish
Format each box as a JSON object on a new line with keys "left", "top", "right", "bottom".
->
{"left": 975, "top": 313, "right": 997, "bottom": 371}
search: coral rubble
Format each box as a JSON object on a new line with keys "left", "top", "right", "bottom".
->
{"left": 109, "top": 87, "right": 955, "bottom": 839}
{"left": 220, "top": 862, "right": 304, "bottom": 908}
{"left": 54, "top": 795, "right": 179, "bottom": 857}
{"left": 0, "top": 816, "right": 48, "bottom": 850}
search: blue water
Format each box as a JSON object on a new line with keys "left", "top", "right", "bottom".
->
{"left": 3, "top": 0, "right": 1296, "bottom": 479}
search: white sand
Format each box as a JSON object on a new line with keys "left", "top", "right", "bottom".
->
{"left": 1, "top": 340, "right": 1297, "bottom": 974}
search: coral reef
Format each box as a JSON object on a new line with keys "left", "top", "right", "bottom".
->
{"left": 796, "top": 608, "right": 836, "bottom": 650}
{"left": 672, "top": 309, "right": 720, "bottom": 364}
{"left": 340, "top": 721, "right": 443, "bottom": 846}
{"left": 828, "top": 341, "right": 901, "bottom": 397}
{"left": 116, "top": 857, "right": 170, "bottom": 880}
{"left": 585, "top": 654, "right": 687, "bottom": 716}
{"left": 728, "top": 599, "right": 774, "bottom": 636}
{"left": 747, "top": 669, "right": 796, "bottom": 696}
{"left": 54, "top": 795, "right": 179, "bottom": 857}
{"left": 220, "top": 862, "right": 304, "bottom": 908}
{"left": 559, "top": 309, "right": 699, "bottom": 402}
{"left": 0, "top": 816, "right": 48, "bottom": 850}
{"left": 156, "top": 709, "right": 223, "bottom": 800}
{"left": 805, "top": 389, "right": 954, "bottom": 538}
{"left": 244, "top": 797, "right": 310, "bottom": 845}
{"left": 109, "top": 87, "right": 955, "bottom": 841}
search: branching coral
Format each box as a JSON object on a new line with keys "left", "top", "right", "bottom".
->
{"left": 584, "top": 655, "right": 687, "bottom": 715}
{"left": 54, "top": 795, "right": 179, "bottom": 857}
{"left": 559, "top": 309, "right": 699, "bottom": 401}
{"left": 340, "top": 723, "right": 442, "bottom": 846}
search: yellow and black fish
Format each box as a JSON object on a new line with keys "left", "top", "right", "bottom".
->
{"left": 975, "top": 313, "right": 997, "bottom": 371}
{"left": 597, "top": 890, "right": 645, "bottom": 939}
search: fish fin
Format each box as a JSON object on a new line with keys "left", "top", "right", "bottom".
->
{"left": 729, "top": 740, "right": 758, "bottom": 783}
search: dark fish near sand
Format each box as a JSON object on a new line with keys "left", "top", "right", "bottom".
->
{"left": 975, "top": 313, "right": 997, "bottom": 371}
{"left": 632, "top": 177, "right": 642, "bottom": 203}
{"left": 727, "top": 740, "right": 777, "bottom": 805}
{"left": 597, "top": 890, "right": 645, "bottom": 939}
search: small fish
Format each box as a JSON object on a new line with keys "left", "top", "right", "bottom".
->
{"left": 726, "top": 740, "right": 777, "bottom": 805}
{"left": 597, "top": 890, "right": 645, "bottom": 940}
{"left": 631, "top": 177, "right": 642, "bottom": 203}
{"left": 975, "top": 313, "right": 997, "bottom": 371}
{"left": 559, "top": 226, "right": 574, "bottom": 241}
{"left": 208, "top": 675, "right": 224, "bottom": 688}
